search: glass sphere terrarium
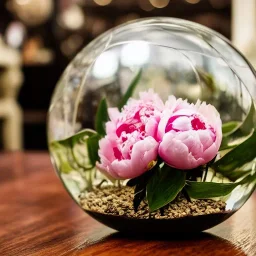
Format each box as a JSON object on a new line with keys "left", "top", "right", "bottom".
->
{"left": 48, "top": 18, "right": 256, "bottom": 233}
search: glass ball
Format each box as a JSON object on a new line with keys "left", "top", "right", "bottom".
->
{"left": 48, "top": 18, "right": 256, "bottom": 233}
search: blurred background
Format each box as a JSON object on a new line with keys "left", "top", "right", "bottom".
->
{"left": 0, "top": 0, "right": 255, "bottom": 150}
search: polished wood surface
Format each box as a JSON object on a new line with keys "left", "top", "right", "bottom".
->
{"left": 0, "top": 152, "right": 255, "bottom": 256}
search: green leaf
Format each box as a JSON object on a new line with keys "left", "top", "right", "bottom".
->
{"left": 237, "top": 102, "right": 256, "bottom": 133}
{"left": 185, "top": 172, "right": 256, "bottom": 199}
{"left": 197, "top": 69, "right": 217, "bottom": 93}
{"left": 185, "top": 181, "right": 238, "bottom": 199}
{"left": 50, "top": 141, "right": 74, "bottom": 174}
{"left": 212, "top": 130, "right": 256, "bottom": 180}
{"left": 87, "top": 133, "right": 101, "bottom": 166}
{"left": 226, "top": 169, "right": 252, "bottom": 181}
{"left": 222, "top": 121, "right": 240, "bottom": 136}
{"left": 94, "top": 69, "right": 143, "bottom": 134}
{"left": 95, "top": 98, "right": 109, "bottom": 136}
{"left": 71, "top": 129, "right": 96, "bottom": 143}
{"left": 127, "top": 165, "right": 157, "bottom": 211}
{"left": 220, "top": 102, "right": 256, "bottom": 150}
{"left": 133, "top": 185, "right": 147, "bottom": 212}
{"left": 127, "top": 163, "right": 156, "bottom": 187}
{"left": 146, "top": 165, "right": 186, "bottom": 212}
{"left": 118, "top": 69, "right": 142, "bottom": 110}
{"left": 126, "top": 177, "right": 140, "bottom": 187}
{"left": 49, "top": 129, "right": 99, "bottom": 173}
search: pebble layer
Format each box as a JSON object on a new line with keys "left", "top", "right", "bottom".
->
{"left": 79, "top": 186, "right": 227, "bottom": 219}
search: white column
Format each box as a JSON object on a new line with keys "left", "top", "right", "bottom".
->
{"left": 232, "top": 0, "right": 256, "bottom": 54}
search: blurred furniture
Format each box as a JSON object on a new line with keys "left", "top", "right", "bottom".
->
{"left": 7, "top": 0, "right": 53, "bottom": 27}
{"left": 232, "top": 0, "right": 256, "bottom": 55}
{"left": 0, "top": 39, "right": 23, "bottom": 150}
{"left": 0, "top": 151, "right": 255, "bottom": 255}
{"left": 232, "top": 0, "right": 256, "bottom": 100}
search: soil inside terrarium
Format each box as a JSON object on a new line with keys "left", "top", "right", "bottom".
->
{"left": 79, "top": 186, "right": 228, "bottom": 219}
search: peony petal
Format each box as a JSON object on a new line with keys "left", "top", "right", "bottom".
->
{"left": 172, "top": 116, "right": 192, "bottom": 131}
{"left": 197, "top": 102, "right": 221, "bottom": 128}
{"left": 156, "top": 96, "right": 222, "bottom": 170}
{"left": 98, "top": 135, "right": 158, "bottom": 179}
{"left": 202, "top": 142, "right": 218, "bottom": 163}
{"left": 131, "top": 137, "right": 158, "bottom": 170}
{"left": 105, "top": 121, "right": 117, "bottom": 135}
{"left": 98, "top": 137, "right": 116, "bottom": 163}
{"left": 139, "top": 89, "right": 165, "bottom": 110}
{"left": 197, "top": 130, "right": 214, "bottom": 151}
{"left": 96, "top": 161, "right": 121, "bottom": 180}
{"left": 157, "top": 109, "right": 173, "bottom": 140}
{"left": 172, "top": 108, "right": 196, "bottom": 116}
{"left": 159, "top": 132, "right": 205, "bottom": 169}
{"left": 108, "top": 107, "right": 120, "bottom": 122}
{"left": 111, "top": 159, "right": 135, "bottom": 179}
{"left": 165, "top": 95, "right": 191, "bottom": 113}
{"left": 196, "top": 102, "right": 222, "bottom": 150}
{"left": 214, "top": 121, "right": 222, "bottom": 150}
{"left": 175, "top": 131, "right": 203, "bottom": 160}
{"left": 145, "top": 117, "right": 159, "bottom": 139}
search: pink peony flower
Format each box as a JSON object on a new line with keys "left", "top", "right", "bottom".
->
{"left": 97, "top": 133, "right": 158, "bottom": 179}
{"left": 108, "top": 89, "right": 164, "bottom": 139}
{"left": 97, "top": 90, "right": 163, "bottom": 179}
{"left": 158, "top": 96, "right": 222, "bottom": 170}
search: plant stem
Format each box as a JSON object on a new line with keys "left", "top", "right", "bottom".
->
{"left": 182, "top": 188, "right": 191, "bottom": 203}
{"left": 203, "top": 165, "right": 209, "bottom": 182}
{"left": 96, "top": 179, "right": 107, "bottom": 189}
{"left": 86, "top": 169, "right": 93, "bottom": 191}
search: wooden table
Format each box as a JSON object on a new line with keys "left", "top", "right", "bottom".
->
{"left": 0, "top": 152, "right": 255, "bottom": 256}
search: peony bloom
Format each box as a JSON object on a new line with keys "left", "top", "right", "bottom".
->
{"left": 109, "top": 89, "right": 164, "bottom": 139}
{"left": 97, "top": 132, "right": 158, "bottom": 179}
{"left": 97, "top": 90, "right": 163, "bottom": 179}
{"left": 158, "top": 96, "right": 222, "bottom": 170}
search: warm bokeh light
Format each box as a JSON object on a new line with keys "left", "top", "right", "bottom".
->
{"left": 149, "top": 0, "right": 170, "bottom": 9}
{"left": 139, "top": 0, "right": 155, "bottom": 11}
{"left": 6, "top": 22, "right": 26, "bottom": 48}
{"left": 185, "top": 0, "right": 201, "bottom": 4}
{"left": 59, "top": 5, "right": 85, "bottom": 30}
{"left": 8, "top": 0, "right": 54, "bottom": 26}
{"left": 93, "top": 0, "right": 112, "bottom": 6}
{"left": 15, "top": 0, "right": 30, "bottom": 5}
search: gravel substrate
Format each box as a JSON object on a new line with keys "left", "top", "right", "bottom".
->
{"left": 79, "top": 186, "right": 227, "bottom": 219}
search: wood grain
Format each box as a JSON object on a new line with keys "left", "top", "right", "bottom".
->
{"left": 0, "top": 152, "right": 255, "bottom": 256}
